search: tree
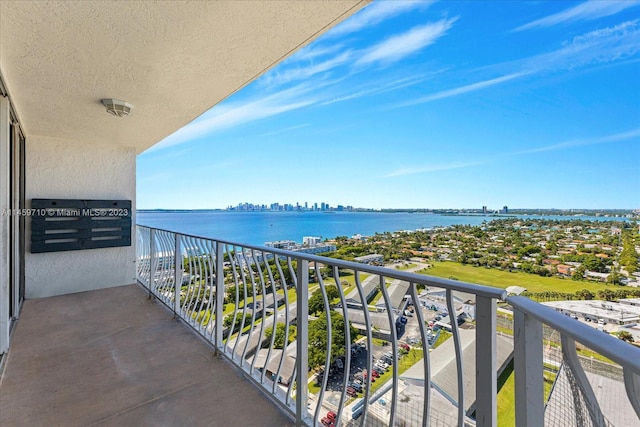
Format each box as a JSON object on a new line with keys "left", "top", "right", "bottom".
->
{"left": 308, "top": 290, "right": 326, "bottom": 315}
{"left": 620, "top": 234, "right": 639, "bottom": 273}
{"left": 572, "top": 265, "right": 585, "bottom": 281}
{"left": 308, "top": 285, "right": 341, "bottom": 315}
{"left": 583, "top": 256, "right": 607, "bottom": 273}
{"left": 308, "top": 311, "right": 358, "bottom": 369}
{"left": 264, "top": 323, "right": 296, "bottom": 349}
{"left": 615, "top": 330, "right": 634, "bottom": 343}
{"left": 597, "top": 289, "right": 615, "bottom": 302}
{"left": 607, "top": 271, "right": 622, "bottom": 285}
{"left": 575, "top": 289, "right": 594, "bottom": 300}
{"left": 325, "top": 285, "right": 340, "bottom": 301}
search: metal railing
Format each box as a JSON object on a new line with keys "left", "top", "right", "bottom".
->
{"left": 136, "top": 225, "right": 640, "bottom": 426}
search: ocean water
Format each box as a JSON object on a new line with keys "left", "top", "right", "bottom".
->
{"left": 136, "top": 211, "right": 624, "bottom": 246}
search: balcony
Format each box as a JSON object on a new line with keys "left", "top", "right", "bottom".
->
{"left": 0, "top": 283, "right": 293, "bottom": 426}
{"left": 2, "top": 225, "right": 639, "bottom": 426}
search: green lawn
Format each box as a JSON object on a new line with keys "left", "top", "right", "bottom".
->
{"left": 420, "top": 262, "right": 614, "bottom": 294}
{"left": 432, "top": 330, "right": 452, "bottom": 349}
{"left": 323, "top": 272, "right": 370, "bottom": 288}
{"left": 497, "top": 369, "right": 516, "bottom": 427}
{"left": 366, "top": 348, "right": 424, "bottom": 396}
{"left": 395, "top": 263, "right": 417, "bottom": 270}
{"left": 497, "top": 364, "right": 557, "bottom": 427}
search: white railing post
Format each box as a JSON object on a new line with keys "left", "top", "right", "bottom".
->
{"left": 476, "top": 296, "right": 497, "bottom": 426}
{"left": 174, "top": 234, "right": 182, "bottom": 315}
{"left": 295, "top": 259, "right": 309, "bottom": 427}
{"left": 513, "top": 308, "right": 544, "bottom": 427}
{"left": 149, "top": 228, "right": 157, "bottom": 291}
{"left": 214, "top": 242, "right": 224, "bottom": 352}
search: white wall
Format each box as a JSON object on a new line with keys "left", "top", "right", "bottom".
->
{"left": 25, "top": 136, "right": 136, "bottom": 298}
{"left": 0, "top": 95, "right": 10, "bottom": 352}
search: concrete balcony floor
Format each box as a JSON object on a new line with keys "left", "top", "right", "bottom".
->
{"left": 1, "top": 284, "right": 293, "bottom": 427}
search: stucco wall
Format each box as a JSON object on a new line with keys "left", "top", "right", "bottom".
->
{"left": 25, "top": 136, "right": 136, "bottom": 298}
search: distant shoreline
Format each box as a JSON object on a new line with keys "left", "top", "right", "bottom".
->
{"left": 136, "top": 208, "right": 638, "bottom": 219}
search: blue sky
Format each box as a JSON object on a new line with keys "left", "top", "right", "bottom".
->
{"left": 137, "top": 0, "right": 640, "bottom": 210}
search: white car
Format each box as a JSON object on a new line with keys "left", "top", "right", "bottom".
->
{"left": 375, "top": 360, "right": 389, "bottom": 370}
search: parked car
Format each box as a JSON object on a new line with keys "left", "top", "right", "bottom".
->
{"left": 321, "top": 416, "right": 335, "bottom": 426}
{"left": 349, "top": 382, "right": 362, "bottom": 392}
{"left": 375, "top": 360, "right": 389, "bottom": 369}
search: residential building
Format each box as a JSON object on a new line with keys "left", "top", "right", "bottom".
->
{"left": 354, "top": 253, "right": 384, "bottom": 265}
{"left": 303, "top": 236, "right": 322, "bottom": 246}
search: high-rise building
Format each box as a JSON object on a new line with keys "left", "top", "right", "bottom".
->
{"left": 482, "top": 206, "right": 487, "bottom": 214}
{"left": 502, "top": 206, "right": 508, "bottom": 214}
{"left": 303, "top": 236, "right": 322, "bottom": 246}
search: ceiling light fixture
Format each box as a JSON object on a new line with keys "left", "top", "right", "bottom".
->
{"left": 101, "top": 98, "right": 133, "bottom": 117}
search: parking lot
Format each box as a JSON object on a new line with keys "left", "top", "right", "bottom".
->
{"left": 315, "top": 300, "right": 451, "bottom": 401}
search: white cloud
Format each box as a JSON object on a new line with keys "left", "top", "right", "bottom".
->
{"left": 394, "top": 20, "right": 640, "bottom": 108}
{"left": 263, "top": 51, "right": 352, "bottom": 87}
{"left": 396, "top": 72, "right": 529, "bottom": 107}
{"left": 319, "top": 73, "right": 434, "bottom": 106}
{"left": 518, "top": 129, "right": 640, "bottom": 154}
{"left": 326, "top": 0, "right": 435, "bottom": 37}
{"left": 522, "top": 20, "right": 640, "bottom": 72}
{"left": 514, "top": 0, "right": 640, "bottom": 31}
{"left": 356, "top": 18, "right": 456, "bottom": 65}
{"left": 382, "top": 160, "right": 486, "bottom": 177}
{"left": 380, "top": 129, "right": 640, "bottom": 178}
{"left": 261, "top": 18, "right": 454, "bottom": 88}
{"left": 152, "top": 84, "right": 319, "bottom": 150}
{"left": 261, "top": 123, "right": 311, "bottom": 137}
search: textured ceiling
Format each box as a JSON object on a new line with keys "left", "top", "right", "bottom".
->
{"left": 0, "top": 1, "right": 367, "bottom": 153}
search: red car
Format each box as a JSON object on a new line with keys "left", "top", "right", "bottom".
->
{"left": 371, "top": 370, "right": 380, "bottom": 378}
{"left": 326, "top": 411, "right": 336, "bottom": 421}
{"left": 320, "top": 416, "right": 335, "bottom": 427}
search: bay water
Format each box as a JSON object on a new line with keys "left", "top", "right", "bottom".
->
{"left": 136, "top": 211, "right": 623, "bottom": 246}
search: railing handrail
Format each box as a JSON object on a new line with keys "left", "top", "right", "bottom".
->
{"left": 136, "top": 224, "right": 640, "bottom": 426}
{"left": 136, "top": 224, "right": 507, "bottom": 300}
{"left": 508, "top": 295, "right": 640, "bottom": 375}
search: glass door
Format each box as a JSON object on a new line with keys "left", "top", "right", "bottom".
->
{"left": 9, "top": 113, "right": 25, "bottom": 319}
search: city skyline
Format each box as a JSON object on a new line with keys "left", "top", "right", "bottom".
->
{"left": 137, "top": 1, "right": 640, "bottom": 210}
{"left": 141, "top": 201, "right": 636, "bottom": 215}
